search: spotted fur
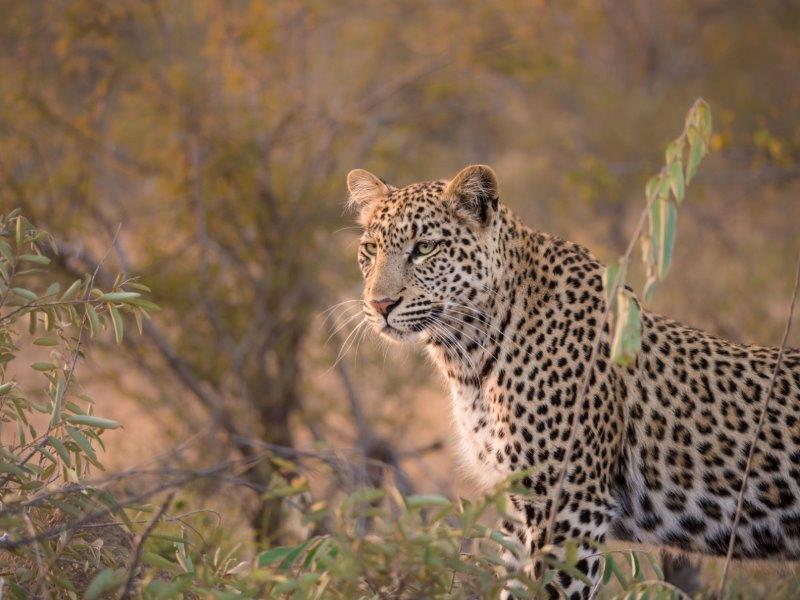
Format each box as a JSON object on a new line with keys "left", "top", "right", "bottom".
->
{"left": 347, "top": 165, "right": 800, "bottom": 598}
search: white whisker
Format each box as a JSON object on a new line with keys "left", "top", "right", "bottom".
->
{"left": 326, "top": 318, "right": 368, "bottom": 374}
{"left": 325, "top": 308, "right": 367, "bottom": 345}
{"left": 427, "top": 318, "right": 480, "bottom": 380}
{"left": 446, "top": 302, "right": 531, "bottom": 360}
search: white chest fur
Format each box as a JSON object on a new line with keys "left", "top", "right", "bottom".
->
{"left": 449, "top": 383, "right": 510, "bottom": 490}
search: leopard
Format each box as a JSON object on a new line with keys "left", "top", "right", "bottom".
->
{"left": 346, "top": 164, "right": 800, "bottom": 599}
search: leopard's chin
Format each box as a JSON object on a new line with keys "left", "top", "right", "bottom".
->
{"left": 378, "top": 323, "right": 422, "bottom": 343}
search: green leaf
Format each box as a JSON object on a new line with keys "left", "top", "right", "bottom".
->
{"left": 685, "top": 128, "right": 703, "bottom": 185}
{"left": 133, "top": 309, "right": 144, "bottom": 335}
{"left": 629, "top": 550, "right": 643, "bottom": 581}
{"left": 405, "top": 494, "right": 452, "bottom": 509}
{"left": 610, "top": 290, "right": 641, "bottom": 367}
{"left": 19, "top": 253, "right": 50, "bottom": 265}
{"left": 302, "top": 538, "right": 331, "bottom": 569}
{"left": 647, "top": 196, "right": 674, "bottom": 282}
{"left": 11, "top": 287, "right": 37, "bottom": 302}
{"left": 565, "top": 539, "right": 579, "bottom": 566}
{"left": 33, "top": 337, "right": 59, "bottom": 346}
{"left": 85, "top": 303, "right": 101, "bottom": 338}
{"left": 602, "top": 260, "right": 624, "bottom": 305}
{"left": 605, "top": 554, "right": 629, "bottom": 587}
{"left": 257, "top": 546, "right": 294, "bottom": 568}
{"left": 0, "top": 381, "right": 14, "bottom": 395}
{"left": 664, "top": 140, "right": 682, "bottom": 164}
{"left": 109, "top": 303, "right": 123, "bottom": 344}
{"left": 0, "top": 462, "right": 31, "bottom": 477}
{"left": 50, "top": 379, "right": 65, "bottom": 426}
{"left": 279, "top": 538, "right": 314, "bottom": 570}
{"left": 489, "top": 529, "right": 520, "bottom": 554}
{"left": 697, "top": 98, "right": 712, "bottom": 138}
{"left": 644, "top": 176, "right": 660, "bottom": 201}
{"left": 84, "top": 568, "right": 123, "bottom": 600}
{"left": 128, "top": 282, "right": 152, "bottom": 292}
{"left": 128, "top": 297, "right": 161, "bottom": 311}
{"left": 657, "top": 197, "right": 678, "bottom": 280}
{"left": 643, "top": 277, "right": 658, "bottom": 304}
{"left": 655, "top": 174, "right": 671, "bottom": 200}
{"left": 48, "top": 436, "right": 72, "bottom": 466}
{"left": 0, "top": 240, "right": 13, "bottom": 262}
{"left": 60, "top": 279, "right": 82, "bottom": 301}
{"left": 66, "top": 426, "right": 97, "bottom": 461}
{"left": 143, "top": 552, "right": 179, "bottom": 572}
{"left": 602, "top": 557, "right": 614, "bottom": 584}
{"left": 16, "top": 268, "right": 46, "bottom": 277}
{"left": 31, "top": 361, "right": 57, "bottom": 372}
{"left": 98, "top": 291, "right": 141, "bottom": 302}
{"left": 67, "top": 414, "right": 121, "bottom": 429}
{"left": 668, "top": 160, "right": 685, "bottom": 204}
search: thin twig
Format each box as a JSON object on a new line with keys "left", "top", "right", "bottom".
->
{"left": 0, "top": 297, "right": 111, "bottom": 325}
{"left": 23, "top": 513, "right": 52, "bottom": 600}
{"left": 717, "top": 250, "right": 800, "bottom": 596}
{"left": 118, "top": 491, "right": 175, "bottom": 599}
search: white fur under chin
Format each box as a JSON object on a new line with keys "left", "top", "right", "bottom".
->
{"left": 419, "top": 344, "right": 509, "bottom": 490}
{"left": 449, "top": 388, "right": 509, "bottom": 490}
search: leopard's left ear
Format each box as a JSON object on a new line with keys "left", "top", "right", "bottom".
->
{"left": 443, "top": 164, "right": 499, "bottom": 227}
{"left": 346, "top": 169, "right": 393, "bottom": 224}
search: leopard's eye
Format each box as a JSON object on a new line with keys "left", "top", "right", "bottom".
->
{"left": 414, "top": 240, "right": 436, "bottom": 256}
{"left": 361, "top": 242, "right": 377, "bottom": 256}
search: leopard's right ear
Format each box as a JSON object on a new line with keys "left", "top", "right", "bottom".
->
{"left": 346, "top": 169, "right": 392, "bottom": 223}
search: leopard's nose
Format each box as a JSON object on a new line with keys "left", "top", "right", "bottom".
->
{"left": 370, "top": 297, "right": 401, "bottom": 317}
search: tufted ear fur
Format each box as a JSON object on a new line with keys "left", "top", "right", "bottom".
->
{"left": 346, "top": 169, "right": 392, "bottom": 223}
{"left": 443, "top": 165, "right": 499, "bottom": 227}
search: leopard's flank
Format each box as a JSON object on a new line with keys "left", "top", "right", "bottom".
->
{"left": 347, "top": 165, "right": 800, "bottom": 599}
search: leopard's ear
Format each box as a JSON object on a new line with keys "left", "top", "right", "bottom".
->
{"left": 443, "top": 164, "right": 499, "bottom": 228}
{"left": 346, "top": 169, "right": 392, "bottom": 223}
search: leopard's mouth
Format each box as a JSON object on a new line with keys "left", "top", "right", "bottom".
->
{"left": 374, "top": 307, "right": 443, "bottom": 343}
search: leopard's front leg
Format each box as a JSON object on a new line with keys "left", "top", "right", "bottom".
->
{"left": 502, "top": 489, "right": 614, "bottom": 600}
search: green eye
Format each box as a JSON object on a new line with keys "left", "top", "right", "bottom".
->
{"left": 414, "top": 241, "right": 436, "bottom": 256}
{"left": 362, "top": 242, "right": 377, "bottom": 256}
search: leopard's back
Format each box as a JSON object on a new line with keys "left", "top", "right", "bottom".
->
{"left": 612, "top": 312, "right": 800, "bottom": 558}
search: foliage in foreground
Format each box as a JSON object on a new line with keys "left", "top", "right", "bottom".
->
{"left": 0, "top": 211, "right": 158, "bottom": 597}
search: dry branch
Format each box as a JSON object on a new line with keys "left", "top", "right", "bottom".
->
{"left": 118, "top": 491, "right": 175, "bottom": 599}
{"left": 717, "top": 250, "right": 800, "bottom": 595}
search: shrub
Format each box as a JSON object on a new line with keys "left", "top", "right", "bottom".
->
{"left": 0, "top": 210, "right": 158, "bottom": 597}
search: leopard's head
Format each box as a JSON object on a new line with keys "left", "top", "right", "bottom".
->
{"left": 347, "top": 165, "right": 503, "bottom": 343}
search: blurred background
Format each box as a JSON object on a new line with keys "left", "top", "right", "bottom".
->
{"left": 2, "top": 0, "right": 800, "bottom": 595}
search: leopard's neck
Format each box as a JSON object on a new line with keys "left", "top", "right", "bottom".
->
{"left": 425, "top": 215, "right": 539, "bottom": 392}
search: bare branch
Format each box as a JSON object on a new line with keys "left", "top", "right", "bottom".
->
{"left": 118, "top": 491, "right": 175, "bottom": 600}
{"left": 717, "top": 249, "right": 800, "bottom": 595}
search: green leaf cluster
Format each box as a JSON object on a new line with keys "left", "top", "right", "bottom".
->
{"left": 0, "top": 211, "right": 159, "bottom": 597}
{"left": 606, "top": 99, "right": 712, "bottom": 367}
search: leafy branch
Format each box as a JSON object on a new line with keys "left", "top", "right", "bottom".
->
{"left": 543, "top": 99, "right": 713, "bottom": 559}
{"left": 0, "top": 210, "right": 159, "bottom": 594}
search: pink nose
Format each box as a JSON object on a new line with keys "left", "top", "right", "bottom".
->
{"left": 370, "top": 297, "right": 400, "bottom": 317}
